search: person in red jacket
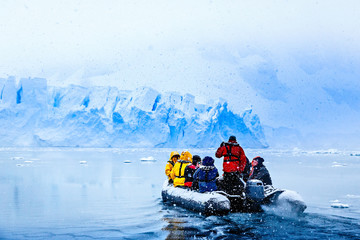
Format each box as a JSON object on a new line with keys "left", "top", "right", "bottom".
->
{"left": 215, "top": 135, "right": 247, "bottom": 194}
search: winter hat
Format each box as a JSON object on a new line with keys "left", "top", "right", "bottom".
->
{"left": 229, "top": 135, "right": 236, "bottom": 142}
{"left": 253, "top": 156, "right": 264, "bottom": 164}
{"left": 192, "top": 155, "right": 201, "bottom": 165}
{"left": 202, "top": 156, "right": 214, "bottom": 166}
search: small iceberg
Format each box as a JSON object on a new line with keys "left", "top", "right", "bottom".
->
{"left": 330, "top": 200, "right": 349, "bottom": 208}
{"left": 79, "top": 161, "right": 87, "bottom": 164}
{"left": 123, "top": 160, "right": 132, "bottom": 164}
{"left": 331, "top": 203, "right": 349, "bottom": 208}
{"left": 331, "top": 162, "right": 347, "bottom": 167}
{"left": 12, "top": 157, "right": 24, "bottom": 160}
{"left": 24, "top": 161, "right": 33, "bottom": 163}
{"left": 140, "top": 156, "right": 156, "bottom": 162}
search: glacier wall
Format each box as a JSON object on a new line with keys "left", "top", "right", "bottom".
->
{"left": 0, "top": 77, "right": 268, "bottom": 148}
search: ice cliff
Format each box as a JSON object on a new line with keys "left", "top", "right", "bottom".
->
{"left": 0, "top": 77, "right": 268, "bottom": 148}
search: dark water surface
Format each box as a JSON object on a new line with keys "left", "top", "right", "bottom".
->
{"left": 0, "top": 148, "right": 359, "bottom": 239}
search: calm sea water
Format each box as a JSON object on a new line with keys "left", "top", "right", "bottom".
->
{"left": 0, "top": 148, "right": 359, "bottom": 239}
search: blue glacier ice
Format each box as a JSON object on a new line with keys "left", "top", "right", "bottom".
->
{"left": 0, "top": 77, "right": 268, "bottom": 148}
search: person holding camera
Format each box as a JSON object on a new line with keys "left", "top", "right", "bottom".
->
{"left": 215, "top": 135, "right": 247, "bottom": 195}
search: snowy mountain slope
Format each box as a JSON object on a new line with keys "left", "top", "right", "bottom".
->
{"left": 0, "top": 77, "right": 268, "bottom": 148}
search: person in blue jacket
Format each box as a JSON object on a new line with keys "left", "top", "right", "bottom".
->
{"left": 193, "top": 156, "right": 219, "bottom": 193}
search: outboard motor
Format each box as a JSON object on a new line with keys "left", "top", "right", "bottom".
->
{"left": 245, "top": 179, "right": 265, "bottom": 202}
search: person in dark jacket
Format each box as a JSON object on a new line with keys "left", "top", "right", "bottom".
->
{"left": 215, "top": 136, "right": 247, "bottom": 194}
{"left": 193, "top": 156, "right": 219, "bottom": 193}
{"left": 249, "top": 156, "right": 272, "bottom": 186}
{"left": 184, "top": 155, "right": 201, "bottom": 189}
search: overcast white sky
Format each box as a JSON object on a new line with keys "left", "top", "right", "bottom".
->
{"left": 1, "top": 0, "right": 359, "bottom": 79}
{"left": 1, "top": 0, "right": 360, "bottom": 138}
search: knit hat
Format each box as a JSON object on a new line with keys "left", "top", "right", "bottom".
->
{"left": 192, "top": 155, "right": 201, "bottom": 165}
{"left": 253, "top": 156, "right": 264, "bottom": 164}
{"left": 229, "top": 135, "right": 236, "bottom": 142}
{"left": 202, "top": 156, "right": 215, "bottom": 166}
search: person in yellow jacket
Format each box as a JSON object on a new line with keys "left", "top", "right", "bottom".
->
{"left": 170, "top": 151, "right": 192, "bottom": 187}
{"left": 165, "top": 151, "right": 180, "bottom": 183}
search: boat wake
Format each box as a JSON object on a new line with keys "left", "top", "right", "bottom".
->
{"left": 262, "top": 190, "right": 306, "bottom": 218}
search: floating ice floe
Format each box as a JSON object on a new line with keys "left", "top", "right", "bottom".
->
{"left": 140, "top": 156, "right": 156, "bottom": 162}
{"left": 79, "top": 161, "right": 87, "bottom": 164}
{"left": 331, "top": 162, "right": 347, "bottom": 167}
{"left": 24, "top": 161, "right": 33, "bottom": 163}
{"left": 331, "top": 203, "right": 349, "bottom": 208}
{"left": 330, "top": 200, "right": 349, "bottom": 208}
{"left": 12, "top": 157, "right": 24, "bottom": 160}
{"left": 313, "top": 149, "right": 340, "bottom": 155}
{"left": 16, "top": 164, "right": 24, "bottom": 167}
{"left": 123, "top": 160, "right": 132, "bottom": 164}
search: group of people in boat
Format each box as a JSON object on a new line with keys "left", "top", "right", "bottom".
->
{"left": 165, "top": 135, "right": 272, "bottom": 194}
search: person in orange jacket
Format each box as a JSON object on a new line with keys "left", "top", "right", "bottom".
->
{"left": 170, "top": 151, "right": 192, "bottom": 187}
{"left": 215, "top": 135, "right": 247, "bottom": 194}
{"left": 165, "top": 151, "right": 180, "bottom": 183}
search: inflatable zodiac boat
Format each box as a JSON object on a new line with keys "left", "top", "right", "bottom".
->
{"left": 162, "top": 179, "right": 306, "bottom": 215}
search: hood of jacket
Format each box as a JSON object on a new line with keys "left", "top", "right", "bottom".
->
{"left": 180, "top": 151, "right": 192, "bottom": 162}
{"left": 169, "top": 151, "right": 180, "bottom": 161}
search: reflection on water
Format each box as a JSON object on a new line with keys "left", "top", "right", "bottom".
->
{"left": 0, "top": 148, "right": 360, "bottom": 239}
{"left": 161, "top": 208, "right": 212, "bottom": 240}
{"left": 163, "top": 217, "right": 186, "bottom": 240}
{"left": 163, "top": 208, "right": 360, "bottom": 240}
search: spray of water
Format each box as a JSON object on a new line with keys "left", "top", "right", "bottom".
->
{"left": 262, "top": 190, "right": 306, "bottom": 219}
